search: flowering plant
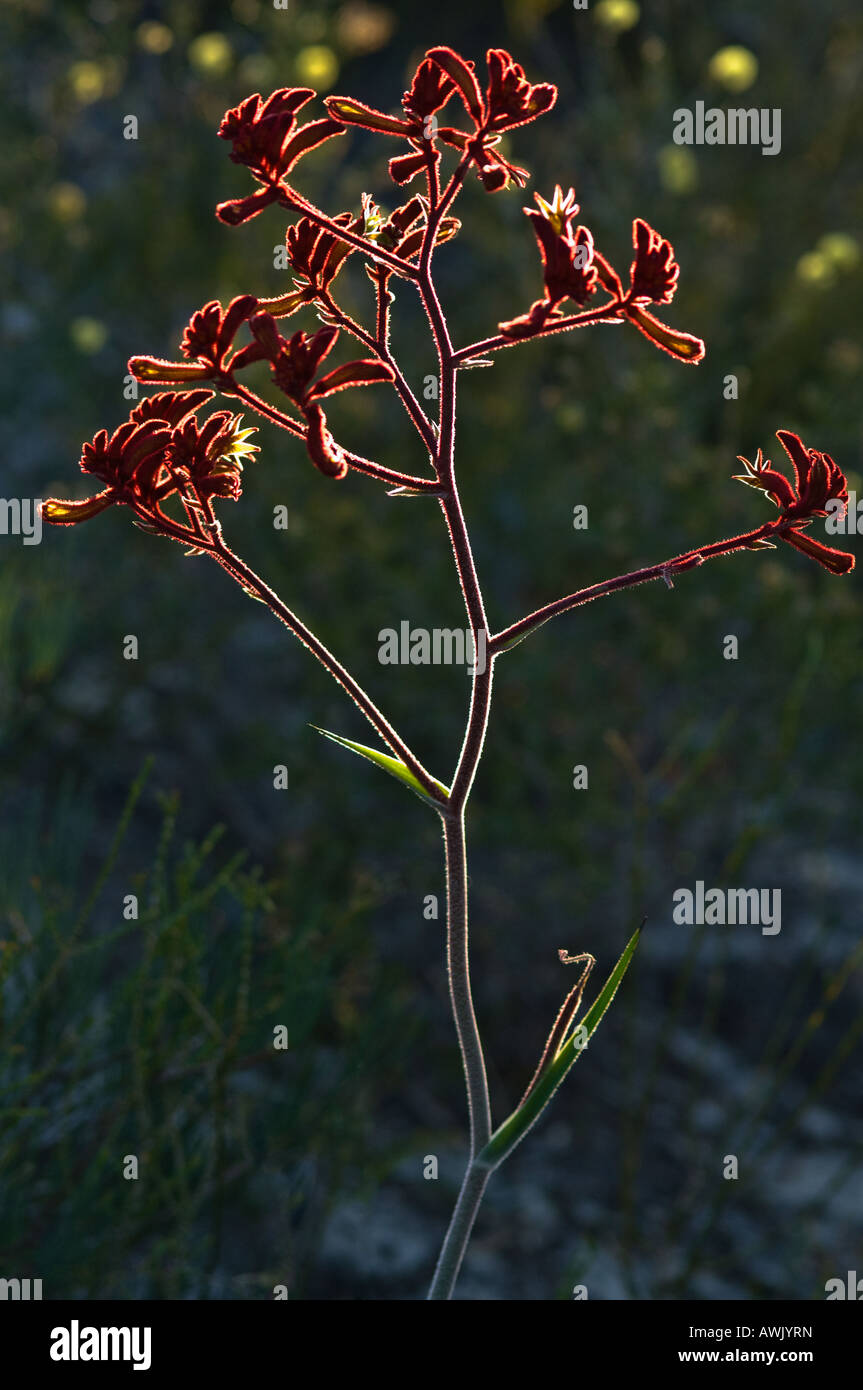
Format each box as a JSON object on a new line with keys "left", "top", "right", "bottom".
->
{"left": 42, "top": 45, "right": 854, "bottom": 1299}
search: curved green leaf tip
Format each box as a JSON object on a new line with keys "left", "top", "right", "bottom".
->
{"left": 311, "top": 726, "right": 450, "bottom": 808}
{"left": 477, "top": 924, "right": 643, "bottom": 1170}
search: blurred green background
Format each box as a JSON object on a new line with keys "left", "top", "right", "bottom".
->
{"left": 1, "top": 0, "right": 862, "bottom": 1299}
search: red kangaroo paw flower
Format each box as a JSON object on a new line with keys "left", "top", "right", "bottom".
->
{"left": 628, "top": 218, "right": 680, "bottom": 305}
{"left": 217, "top": 88, "right": 343, "bottom": 224}
{"left": 623, "top": 305, "right": 706, "bottom": 363}
{"left": 304, "top": 403, "right": 348, "bottom": 479}
{"left": 426, "top": 47, "right": 485, "bottom": 125}
{"left": 305, "top": 359, "right": 396, "bottom": 402}
{"left": 325, "top": 95, "right": 413, "bottom": 136}
{"left": 130, "top": 298, "right": 259, "bottom": 386}
{"left": 782, "top": 528, "right": 856, "bottom": 574}
{"left": 402, "top": 59, "right": 456, "bottom": 121}
{"left": 735, "top": 433, "right": 855, "bottom": 575}
{"left": 41, "top": 492, "right": 116, "bottom": 526}
{"left": 129, "top": 389, "right": 216, "bottom": 426}
{"left": 485, "top": 48, "right": 557, "bottom": 132}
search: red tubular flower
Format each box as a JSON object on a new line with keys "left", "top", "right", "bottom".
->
{"left": 246, "top": 314, "right": 396, "bottom": 478}
{"left": 129, "top": 296, "right": 260, "bottom": 386}
{"left": 42, "top": 417, "right": 173, "bottom": 525}
{"left": 368, "top": 195, "right": 460, "bottom": 263}
{"left": 257, "top": 201, "right": 378, "bottom": 318}
{"left": 628, "top": 218, "right": 680, "bottom": 305}
{"left": 129, "top": 389, "right": 216, "bottom": 425}
{"left": 568, "top": 219, "right": 703, "bottom": 363}
{"left": 166, "top": 411, "right": 260, "bottom": 502}
{"left": 528, "top": 187, "right": 597, "bottom": 306}
{"left": 734, "top": 432, "right": 855, "bottom": 575}
{"left": 484, "top": 48, "right": 557, "bottom": 132}
{"left": 389, "top": 149, "right": 432, "bottom": 187}
{"left": 428, "top": 46, "right": 556, "bottom": 192}
{"left": 325, "top": 67, "right": 451, "bottom": 191}
{"left": 304, "top": 403, "right": 348, "bottom": 480}
{"left": 327, "top": 47, "right": 555, "bottom": 194}
{"left": 215, "top": 87, "right": 344, "bottom": 226}
{"left": 614, "top": 219, "right": 703, "bottom": 362}
{"left": 325, "top": 58, "right": 455, "bottom": 143}
{"left": 41, "top": 395, "right": 256, "bottom": 527}
{"left": 403, "top": 58, "right": 457, "bottom": 122}
{"left": 500, "top": 195, "right": 706, "bottom": 362}
{"left": 499, "top": 187, "right": 597, "bottom": 338}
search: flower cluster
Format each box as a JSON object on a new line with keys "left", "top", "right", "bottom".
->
{"left": 734, "top": 430, "right": 855, "bottom": 574}
{"left": 256, "top": 194, "right": 460, "bottom": 322}
{"left": 41, "top": 392, "right": 258, "bottom": 528}
{"left": 258, "top": 208, "right": 367, "bottom": 319}
{"left": 215, "top": 88, "right": 343, "bottom": 226}
{"left": 326, "top": 45, "right": 555, "bottom": 192}
{"left": 501, "top": 186, "right": 705, "bottom": 363}
{"left": 42, "top": 37, "right": 854, "bottom": 616}
{"left": 129, "top": 296, "right": 261, "bottom": 387}
{"left": 244, "top": 315, "right": 395, "bottom": 478}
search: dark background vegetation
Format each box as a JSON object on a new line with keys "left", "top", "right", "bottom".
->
{"left": 1, "top": 0, "right": 862, "bottom": 1298}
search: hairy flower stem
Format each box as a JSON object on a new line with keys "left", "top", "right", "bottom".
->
{"left": 491, "top": 521, "right": 784, "bottom": 653}
{"left": 205, "top": 534, "right": 445, "bottom": 802}
{"left": 419, "top": 160, "right": 499, "bottom": 1297}
{"left": 427, "top": 1154, "right": 492, "bottom": 1301}
{"left": 225, "top": 380, "right": 438, "bottom": 490}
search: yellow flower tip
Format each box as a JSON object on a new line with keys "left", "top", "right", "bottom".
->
{"left": 221, "top": 416, "right": 260, "bottom": 465}
{"left": 535, "top": 186, "right": 579, "bottom": 234}
{"left": 41, "top": 494, "right": 114, "bottom": 526}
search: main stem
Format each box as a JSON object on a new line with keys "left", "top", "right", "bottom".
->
{"left": 421, "top": 157, "right": 497, "bottom": 1299}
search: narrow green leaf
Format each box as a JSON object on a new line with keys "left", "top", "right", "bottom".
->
{"left": 493, "top": 615, "right": 552, "bottom": 653}
{"left": 477, "top": 925, "right": 643, "bottom": 1170}
{"left": 311, "top": 726, "right": 449, "bottom": 808}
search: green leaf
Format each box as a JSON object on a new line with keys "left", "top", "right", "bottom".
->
{"left": 311, "top": 727, "right": 449, "bottom": 808}
{"left": 493, "top": 615, "right": 552, "bottom": 653}
{"left": 477, "top": 924, "right": 643, "bottom": 1170}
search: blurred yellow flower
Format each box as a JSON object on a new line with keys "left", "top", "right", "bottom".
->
{"left": 189, "top": 33, "right": 233, "bottom": 77}
{"left": 795, "top": 252, "right": 835, "bottom": 288}
{"left": 68, "top": 61, "right": 106, "bottom": 105}
{"left": 595, "top": 0, "right": 640, "bottom": 33}
{"left": 48, "top": 182, "right": 87, "bottom": 222}
{"left": 296, "top": 45, "right": 339, "bottom": 90}
{"left": 137, "top": 22, "right": 174, "bottom": 55}
{"left": 708, "top": 46, "right": 758, "bottom": 92}
{"left": 816, "top": 232, "right": 860, "bottom": 272}
{"left": 658, "top": 144, "right": 698, "bottom": 194}
{"left": 796, "top": 234, "right": 860, "bottom": 289}
{"left": 70, "top": 318, "right": 108, "bottom": 354}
